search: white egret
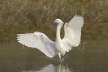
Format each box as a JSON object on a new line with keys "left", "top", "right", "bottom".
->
{"left": 17, "top": 15, "right": 84, "bottom": 60}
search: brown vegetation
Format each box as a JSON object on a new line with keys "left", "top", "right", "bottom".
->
{"left": 0, "top": 0, "right": 108, "bottom": 41}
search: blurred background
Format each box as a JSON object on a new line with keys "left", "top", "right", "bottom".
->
{"left": 0, "top": 0, "right": 108, "bottom": 41}
{"left": 0, "top": 0, "right": 108, "bottom": 72}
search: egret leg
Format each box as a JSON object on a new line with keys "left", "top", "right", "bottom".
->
{"left": 58, "top": 53, "right": 61, "bottom": 59}
{"left": 58, "top": 53, "right": 62, "bottom": 61}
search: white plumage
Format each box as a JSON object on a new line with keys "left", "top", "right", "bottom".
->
{"left": 17, "top": 32, "right": 56, "bottom": 58}
{"left": 17, "top": 15, "right": 84, "bottom": 59}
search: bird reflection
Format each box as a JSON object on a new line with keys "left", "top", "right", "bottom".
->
{"left": 22, "top": 63, "right": 71, "bottom": 72}
{"left": 57, "top": 64, "right": 71, "bottom": 72}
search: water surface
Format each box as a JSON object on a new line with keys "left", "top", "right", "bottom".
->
{"left": 0, "top": 40, "right": 108, "bottom": 72}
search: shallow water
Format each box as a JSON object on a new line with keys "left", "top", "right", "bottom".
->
{"left": 0, "top": 40, "right": 108, "bottom": 72}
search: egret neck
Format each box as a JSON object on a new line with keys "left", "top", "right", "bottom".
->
{"left": 56, "top": 22, "right": 63, "bottom": 60}
{"left": 56, "top": 23, "right": 63, "bottom": 40}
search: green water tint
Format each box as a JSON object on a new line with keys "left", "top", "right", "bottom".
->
{"left": 0, "top": 40, "right": 108, "bottom": 72}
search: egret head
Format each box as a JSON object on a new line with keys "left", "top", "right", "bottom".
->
{"left": 54, "top": 19, "right": 64, "bottom": 25}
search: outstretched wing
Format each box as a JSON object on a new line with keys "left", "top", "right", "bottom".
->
{"left": 17, "top": 32, "right": 56, "bottom": 58}
{"left": 62, "top": 15, "right": 84, "bottom": 51}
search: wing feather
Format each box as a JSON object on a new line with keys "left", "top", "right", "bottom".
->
{"left": 17, "top": 32, "right": 56, "bottom": 58}
{"left": 62, "top": 15, "right": 84, "bottom": 51}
